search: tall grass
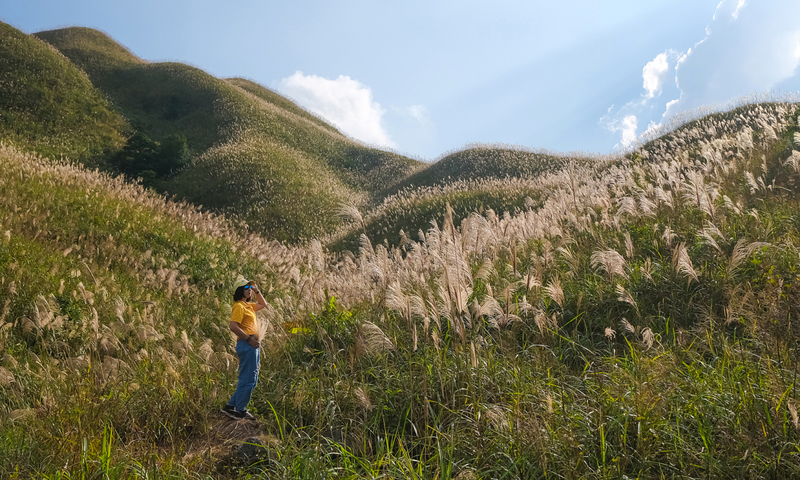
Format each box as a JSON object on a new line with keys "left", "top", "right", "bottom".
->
{"left": 2, "top": 68, "right": 800, "bottom": 477}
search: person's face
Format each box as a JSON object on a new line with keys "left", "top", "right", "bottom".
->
{"left": 243, "top": 285, "right": 253, "bottom": 300}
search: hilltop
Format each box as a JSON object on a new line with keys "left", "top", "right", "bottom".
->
{"left": 0, "top": 23, "right": 127, "bottom": 164}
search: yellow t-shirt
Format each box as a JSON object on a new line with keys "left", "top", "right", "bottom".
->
{"left": 230, "top": 301, "right": 258, "bottom": 336}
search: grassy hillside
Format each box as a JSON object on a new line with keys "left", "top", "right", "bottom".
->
{"left": 330, "top": 103, "right": 800, "bottom": 252}
{"left": 0, "top": 142, "right": 276, "bottom": 476}
{"left": 381, "top": 145, "right": 573, "bottom": 195}
{"left": 2, "top": 101, "right": 800, "bottom": 477}
{"left": 0, "top": 22, "right": 127, "bottom": 164}
{"left": 328, "top": 146, "right": 596, "bottom": 251}
{"left": 33, "top": 26, "right": 422, "bottom": 242}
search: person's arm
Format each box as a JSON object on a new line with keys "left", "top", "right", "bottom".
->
{"left": 229, "top": 321, "right": 260, "bottom": 348}
{"left": 251, "top": 285, "right": 268, "bottom": 312}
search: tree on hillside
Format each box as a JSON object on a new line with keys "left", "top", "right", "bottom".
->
{"left": 112, "top": 132, "right": 190, "bottom": 184}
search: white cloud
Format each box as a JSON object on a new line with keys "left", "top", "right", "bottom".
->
{"left": 606, "top": 0, "right": 800, "bottom": 139}
{"left": 665, "top": 98, "right": 680, "bottom": 113}
{"left": 619, "top": 115, "right": 638, "bottom": 147}
{"left": 666, "top": 1, "right": 800, "bottom": 117}
{"left": 600, "top": 113, "right": 638, "bottom": 148}
{"left": 642, "top": 120, "right": 662, "bottom": 140}
{"left": 277, "top": 71, "right": 396, "bottom": 148}
{"left": 394, "top": 104, "right": 431, "bottom": 124}
{"left": 731, "top": 0, "right": 746, "bottom": 20}
{"left": 643, "top": 52, "right": 670, "bottom": 99}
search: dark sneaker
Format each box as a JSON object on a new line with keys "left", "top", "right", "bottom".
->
{"left": 220, "top": 404, "right": 238, "bottom": 419}
{"left": 237, "top": 409, "right": 256, "bottom": 420}
{"left": 221, "top": 405, "right": 256, "bottom": 420}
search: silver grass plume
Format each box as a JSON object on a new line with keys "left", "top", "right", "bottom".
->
{"left": 698, "top": 222, "right": 724, "bottom": 254}
{"left": 661, "top": 226, "right": 677, "bottom": 249}
{"left": 624, "top": 232, "right": 634, "bottom": 259}
{"left": 590, "top": 249, "right": 628, "bottom": 280}
{"left": 672, "top": 243, "right": 698, "bottom": 285}
{"left": 604, "top": 327, "right": 616, "bottom": 341}
{"left": 556, "top": 246, "right": 579, "bottom": 278}
{"left": 355, "top": 321, "right": 394, "bottom": 358}
{"left": 744, "top": 171, "right": 761, "bottom": 194}
{"left": 352, "top": 386, "right": 373, "bottom": 410}
{"left": 386, "top": 281, "right": 427, "bottom": 328}
{"left": 337, "top": 201, "right": 366, "bottom": 234}
{"left": 653, "top": 187, "right": 674, "bottom": 209}
{"left": 619, "top": 318, "right": 635, "bottom": 335}
{"left": 784, "top": 150, "right": 800, "bottom": 174}
{"left": 616, "top": 196, "right": 638, "bottom": 218}
{"left": 616, "top": 284, "right": 638, "bottom": 314}
{"left": 477, "top": 295, "right": 503, "bottom": 329}
{"left": 641, "top": 258, "right": 654, "bottom": 282}
{"left": 544, "top": 277, "right": 564, "bottom": 309}
{"left": 722, "top": 195, "right": 742, "bottom": 215}
{"left": 532, "top": 308, "right": 546, "bottom": 334}
{"left": 359, "top": 234, "right": 374, "bottom": 257}
{"left": 641, "top": 327, "right": 655, "bottom": 349}
{"left": 474, "top": 258, "right": 495, "bottom": 282}
{"left": 637, "top": 189, "right": 657, "bottom": 217}
{"left": 789, "top": 401, "right": 799, "bottom": 431}
{"left": 727, "top": 239, "right": 771, "bottom": 277}
{"left": 681, "top": 170, "right": 716, "bottom": 217}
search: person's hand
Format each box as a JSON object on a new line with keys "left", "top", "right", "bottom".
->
{"left": 247, "top": 334, "right": 260, "bottom": 349}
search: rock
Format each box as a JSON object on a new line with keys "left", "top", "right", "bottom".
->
{"left": 236, "top": 437, "right": 270, "bottom": 465}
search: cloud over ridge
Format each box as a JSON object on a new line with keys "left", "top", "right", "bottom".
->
{"left": 277, "top": 72, "right": 396, "bottom": 149}
{"left": 602, "top": 0, "right": 800, "bottom": 148}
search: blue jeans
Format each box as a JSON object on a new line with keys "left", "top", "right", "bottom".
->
{"left": 227, "top": 340, "right": 260, "bottom": 411}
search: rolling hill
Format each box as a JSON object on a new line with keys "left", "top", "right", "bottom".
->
{"left": 0, "top": 23, "right": 127, "bottom": 164}
{"left": 329, "top": 145, "right": 595, "bottom": 250}
{"left": 25, "top": 24, "right": 423, "bottom": 242}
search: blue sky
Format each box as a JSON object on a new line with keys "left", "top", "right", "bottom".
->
{"left": 3, "top": 0, "right": 800, "bottom": 160}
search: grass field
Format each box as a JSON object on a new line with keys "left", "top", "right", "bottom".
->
{"left": 3, "top": 18, "right": 800, "bottom": 480}
{"left": 1, "top": 100, "right": 799, "bottom": 477}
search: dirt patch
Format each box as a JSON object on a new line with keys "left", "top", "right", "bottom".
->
{"left": 181, "top": 412, "right": 281, "bottom": 472}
